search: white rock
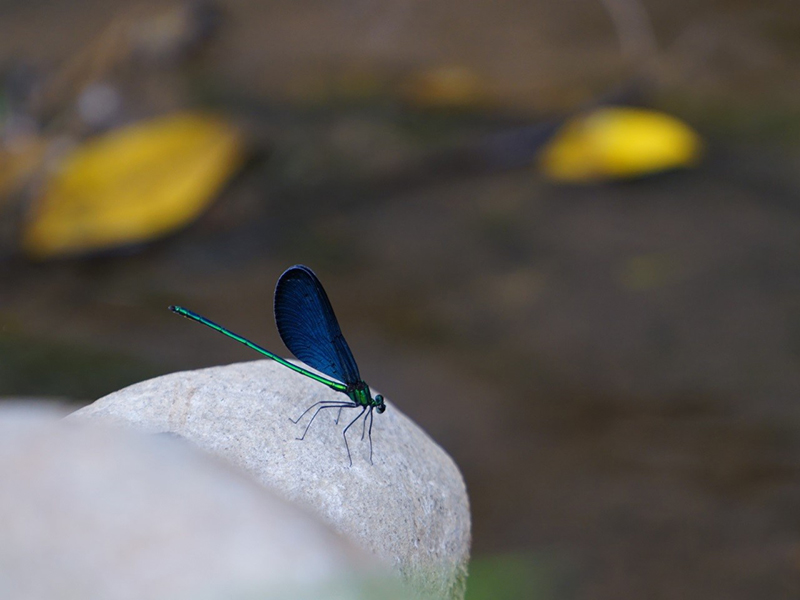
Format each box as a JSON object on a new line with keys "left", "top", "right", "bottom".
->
{"left": 70, "top": 360, "right": 471, "bottom": 599}
{"left": 0, "top": 403, "right": 401, "bottom": 600}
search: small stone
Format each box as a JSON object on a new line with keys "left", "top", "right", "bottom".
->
{"left": 70, "top": 360, "right": 471, "bottom": 599}
{"left": 0, "top": 402, "right": 400, "bottom": 600}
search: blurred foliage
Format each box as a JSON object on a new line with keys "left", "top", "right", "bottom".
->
{"left": 466, "top": 553, "right": 564, "bottom": 600}
{"left": 0, "top": 331, "right": 163, "bottom": 401}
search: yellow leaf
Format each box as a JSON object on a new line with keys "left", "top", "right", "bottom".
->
{"left": 539, "top": 107, "right": 703, "bottom": 182}
{"left": 22, "top": 112, "right": 244, "bottom": 259}
{"left": 401, "top": 66, "right": 488, "bottom": 110}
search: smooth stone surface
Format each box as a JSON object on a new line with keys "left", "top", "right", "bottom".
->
{"left": 70, "top": 360, "right": 471, "bottom": 600}
{"left": 0, "top": 403, "right": 398, "bottom": 600}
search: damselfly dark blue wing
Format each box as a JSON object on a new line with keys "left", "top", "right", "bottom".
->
{"left": 274, "top": 265, "right": 361, "bottom": 385}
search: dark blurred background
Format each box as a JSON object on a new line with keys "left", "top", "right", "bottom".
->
{"left": 1, "top": 1, "right": 799, "bottom": 598}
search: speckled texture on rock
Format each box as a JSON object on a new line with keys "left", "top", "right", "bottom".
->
{"left": 70, "top": 360, "right": 471, "bottom": 600}
{"left": 0, "top": 403, "right": 396, "bottom": 600}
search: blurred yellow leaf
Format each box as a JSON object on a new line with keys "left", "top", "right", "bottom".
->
{"left": 22, "top": 112, "right": 244, "bottom": 259}
{"left": 402, "top": 66, "right": 488, "bottom": 110}
{"left": 539, "top": 107, "right": 703, "bottom": 182}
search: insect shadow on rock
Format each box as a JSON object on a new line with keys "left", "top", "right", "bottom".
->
{"left": 170, "top": 265, "right": 385, "bottom": 466}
